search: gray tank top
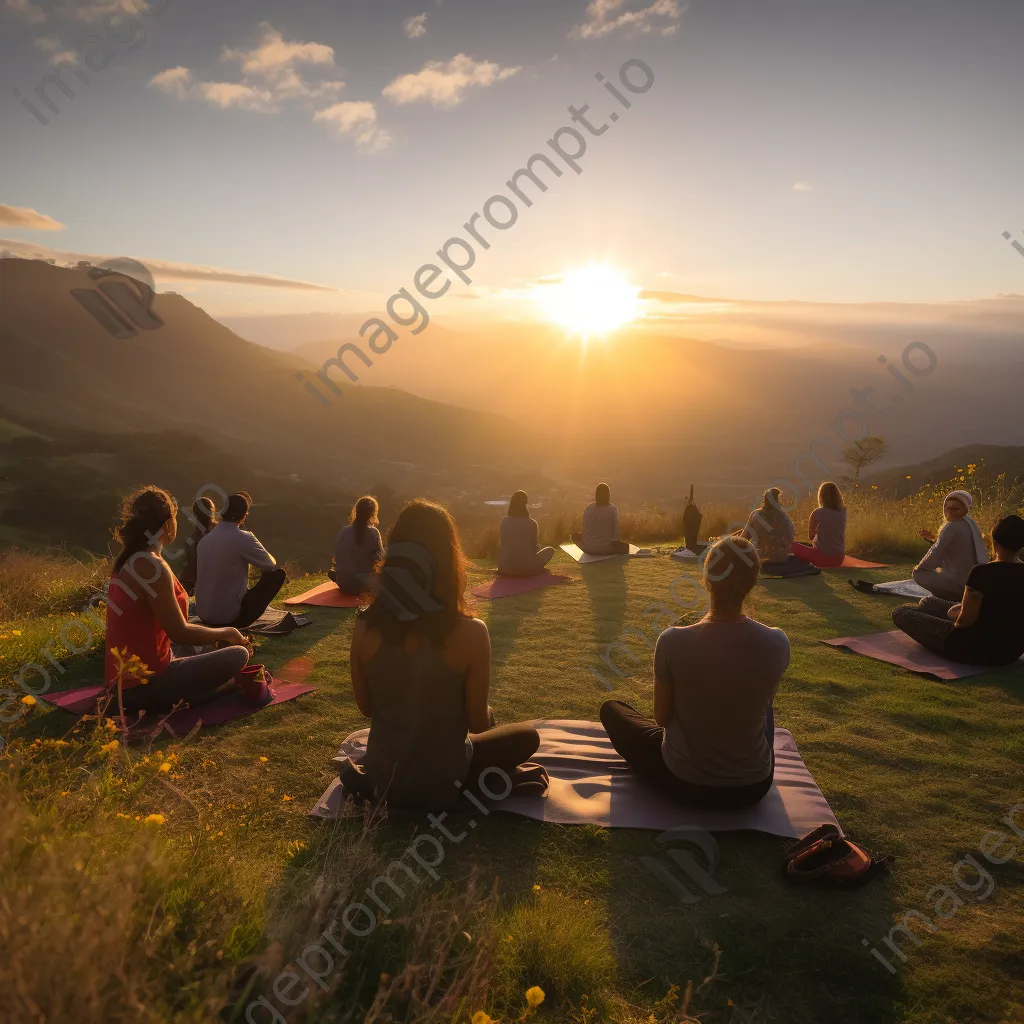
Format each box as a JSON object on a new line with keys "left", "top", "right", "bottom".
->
{"left": 362, "top": 637, "right": 473, "bottom": 810}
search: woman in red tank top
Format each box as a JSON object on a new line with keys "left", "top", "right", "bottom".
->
{"left": 104, "top": 487, "right": 252, "bottom": 715}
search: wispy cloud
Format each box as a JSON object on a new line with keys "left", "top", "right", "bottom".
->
{"left": 572, "top": 0, "right": 682, "bottom": 39}
{"left": 792, "top": 181, "right": 813, "bottom": 192}
{"left": 0, "top": 204, "right": 64, "bottom": 231}
{"left": 403, "top": 12, "right": 427, "bottom": 38}
{"left": 5, "top": 0, "right": 46, "bottom": 23}
{"left": 314, "top": 101, "right": 392, "bottom": 152}
{"left": 382, "top": 53, "right": 521, "bottom": 108}
{"left": 0, "top": 237, "right": 336, "bottom": 291}
{"left": 33, "top": 35, "right": 77, "bottom": 64}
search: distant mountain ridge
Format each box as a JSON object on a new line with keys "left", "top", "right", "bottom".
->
{"left": 865, "top": 444, "right": 1024, "bottom": 497}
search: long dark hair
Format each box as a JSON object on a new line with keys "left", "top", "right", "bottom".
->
{"left": 507, "top": 490, "right": 529, "bottom": 518}
{"left": 359, "top": 499, "right": 473, "bottom": 648}
{"left": 113, "top": 486, "right": 177, "bottom": 573}
{"left": 351, "top": 495, "right": 379, "bottom": 544}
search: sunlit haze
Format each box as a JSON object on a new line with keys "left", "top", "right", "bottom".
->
{"left": 534, "top": 266, "right": 641, "bottom": 341}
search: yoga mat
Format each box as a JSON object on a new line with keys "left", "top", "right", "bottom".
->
{"left": 285, "top": 582, "right": 365, "bottom": 608}
{"left": 40, "top": 680, "right": 316, "bottom": 739}
{"left": 560, "top": 543, "right": 641, "bottom": 564}
{"left": 310, "top": 720, "right": 840, "bottom": 839}
{"left": 470, "top": 572, "right": 574, "bottom": 600}
{"left": 829, "top": 556, "right": 888, "bottom": 570}
{"left": 761, "top": 557, "right": 821, "bottom": 579}
{"left": 872, "top": 579, "right": 932, "bottom": 599}
{"left": 823, "top": 631, "right": 1024, "bottom": 681}
{"left": 246, "top": 608, "right": 312, "bottom": 635}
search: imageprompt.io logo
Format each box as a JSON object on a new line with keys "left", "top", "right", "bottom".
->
{"left": 71, "top": 257, "right": 164, "bottom": 340}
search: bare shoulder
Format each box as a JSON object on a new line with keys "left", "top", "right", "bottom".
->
{"left": 455, "top": 615, "right": 490, "bottom": 649}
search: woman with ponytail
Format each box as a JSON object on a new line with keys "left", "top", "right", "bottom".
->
{"left": 331, "top": 495, "right": 383, "bottom": 596}
{"left": 105, "top": 486, "right": 251, "bottom": 715}
{"left": 601, "top": 535, "right": 789, "bottom": 808}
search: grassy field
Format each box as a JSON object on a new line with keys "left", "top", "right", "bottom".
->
{"left": 2, "top": 549, "right": 1023, "bottom": 1023}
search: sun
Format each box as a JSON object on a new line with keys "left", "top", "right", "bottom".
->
{"left": 535, "top": 265, "right": 641, "bottom": 339}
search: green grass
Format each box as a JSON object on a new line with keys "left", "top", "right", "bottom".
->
{"left": 3, "top": 553, "right": 1023, "bottom": 1023}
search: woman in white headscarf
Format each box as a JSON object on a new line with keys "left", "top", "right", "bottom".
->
{"left": 912, "top": 490, "right": 989, "bottom": 600}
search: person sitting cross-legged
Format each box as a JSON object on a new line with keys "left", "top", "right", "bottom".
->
{"left": 195, "top": 491, "right": 286, "bottom": 629}
{"left": 348, "top": 500, "right": 546, "bottom": 811}
{"left": 892, "top": 514, "right": 1024, "bottom": 667}
{"left": 600, "top": 535, "right": 788, "bottom": 808}
{"left": 572, "top": 483, "right": 630, "bottom": 556}
{"left": 330, "top": 495, "right": 384, "bottom": 596}
{"left": 104, "top": 487, "right": 252, "bottom": 715}
{"left": 498, "top": 490, "right": 556, "bottom": 576}
{"left": 912, "top": 489, "right": 989, "bottom": 601}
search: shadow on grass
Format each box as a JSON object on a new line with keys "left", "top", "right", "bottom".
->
{"left": 485, "top": 589, "right": 546, "bottom": 670}
{"left": 579, "top": 560, "right": 630, "bottom": 649}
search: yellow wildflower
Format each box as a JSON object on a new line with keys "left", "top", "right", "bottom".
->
{"left": 21, "top": 695, "right": 37, "bottom": 706}
{"left": 100, "top": 740, "right": 119, "bottom": 754}
{"left": 159, "top": 762, "right": 172, "bottom": 773}
{"left": 144, "top": 813, "right": 166, "bottom": 825}
{"left": 12, "top": 630, "right": 21, "bottom": 636}
{"left": 525, "top": 986, "right": 545, "bottom": 1008}
{"left": 472, "top": 1013, "right": 494, "bottom": 1024}
{"left": 259, "top": 756, "right": 268, "bottom": 763}
{"left": 282, "top": 794, "right": 294, "bottom": 802}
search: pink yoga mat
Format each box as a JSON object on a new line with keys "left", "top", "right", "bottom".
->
{"left": 470, "top": 572, "right": 573, "bottom": 600}
{"left": 311, "top": 721, "right": 839, "bottom": 839}
{"left": 285, "top": 582, "right": 365, "bottom": 608}
{"left": 824, "top": 630, "right": 1024, "bottom": 680}
{"left": 40, "top": 681, "right": 316, "bottom": 739}
{"left": 828, "top": 556, "right": 887, "bottom": 569}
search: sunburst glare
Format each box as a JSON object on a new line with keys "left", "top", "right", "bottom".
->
{"left": 535, "top": 265, "right": 641, "bottom": 340}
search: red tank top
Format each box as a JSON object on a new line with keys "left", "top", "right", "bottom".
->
{"left": 104, "top": 562, "right": 188, "bottom": 689}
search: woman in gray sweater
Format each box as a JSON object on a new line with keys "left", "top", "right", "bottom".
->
{"left": 497, "top": 491, "right": 556, "bottom": 576}
{"left": 913, "top": 489, "right": 989, "bottom": 600}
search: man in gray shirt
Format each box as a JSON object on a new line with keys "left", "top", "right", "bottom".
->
{"left": 195, "top": 491, "right": 286, "bottom": 628}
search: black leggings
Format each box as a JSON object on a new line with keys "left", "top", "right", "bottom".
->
{"left": 120, "top": 646, "right": 250, "bottom": 715}
{"left": 463, "top": 723, "right": 541, "bottom": 798}
{"left": 599, "top": 700, "right": 775, "bottom": 809}
{"left": 892, "top": 597, "right": 956, "bottom": 657}
{"left": 210, "top": 569, "right": 287, "bottom": 629}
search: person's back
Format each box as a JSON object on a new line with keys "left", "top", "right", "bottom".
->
{"left": 498, "top": 515, "right": 539, "bottom": 575}
{"left": 195, "top": 520, "right": 276, "bottom": 625}
{"left": 921, "top": 519, "right": 974, "bottom": 579}
{"left": 657, "top": 618, "right": 789, "bottom": 786}
{"left": 745, "top": 503, "right": 794, "bottom": 563}
{"left": 946, "top": 560, "right": 1024, "bottom": 664}
{"left": 810, "top": 506, "right": 846, "bottom": 556}
{"left": 334, "top": 523, "right": 383, "bottom": 592}
{"left": 581, "top": 501, "right": 619, "bottom": 554}
{"left": 362, "top": 626, "right": 472, "bottom": 810}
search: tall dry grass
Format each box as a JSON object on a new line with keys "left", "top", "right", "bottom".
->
{"left": 0, "top": 547, "right": 108, "bottom": 622}
{"left": 465, "top": 470, "right": 1024, "bottom": 562}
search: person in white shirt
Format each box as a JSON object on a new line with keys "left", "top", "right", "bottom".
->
{"left": 195, "top": 491, "right": 286, "bottom": 628}
{"left": 572, "top": 483, "right": 629, "bottom": 556}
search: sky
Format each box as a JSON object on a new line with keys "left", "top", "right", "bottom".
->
{"left": 2, "top": 0, "right": 1024, "bottom": 319}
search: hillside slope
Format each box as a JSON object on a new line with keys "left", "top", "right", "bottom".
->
{"left": 0, "top": 260, "right": 541, "bottom": 494}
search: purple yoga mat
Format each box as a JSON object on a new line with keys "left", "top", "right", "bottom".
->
{"left": 40, "top": 681, "right": 316, "bottom": 739}
{"left": 824, "top": 630, "right": 1024, "bottom": 681}
{"left": 470, "top": 571, "right": 574, "bottom": 600}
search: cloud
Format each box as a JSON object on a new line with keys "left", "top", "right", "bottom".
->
{"left": 403, "top": 13, "right": 427, "bottom": 38}
{"left": 149, "top": 26, "right": 345, "bottom": 113}
{"left": 0, "top": 237, "right": 335, "bottom": 291}
{"left": 383, "top": 53, "right": 521, "bottom": 108}
{"left": 34, "top": 35, "right": 79, "bottom": 64}
{"left": 5, "top": 0, "right": 46, "bottom": 22}
{"left": 792, "top": 181, "right": 813, "bottom": 191}
{"left": 0, "top": 204, "right": 64, "bottom": 231}
{"left": 149, "top": 66, "right": 192, "bottom": 100}
{"left": 197, "top": 81, "right": 275, "bottom": 112}
{"left": 572, "top": 0, "right": 682, "bottom": 39}
{"left": 314, "top": 101, "right": 392, "bottom": 152}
